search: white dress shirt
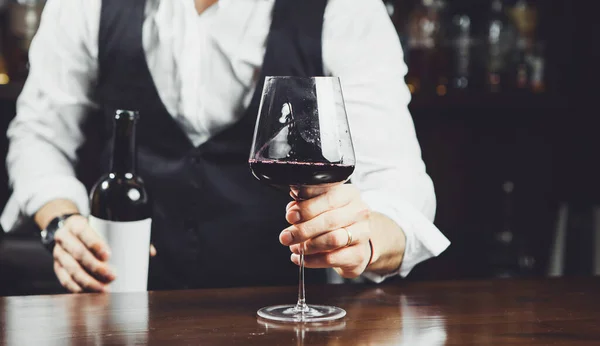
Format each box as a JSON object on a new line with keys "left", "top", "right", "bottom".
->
{"left": 1, "top": 0, "right": 450, "bottom": 280}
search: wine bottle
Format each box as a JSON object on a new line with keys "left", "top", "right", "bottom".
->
{"left": 490, "top": 181, "right": 517, "bottom": 278}
{"left": 404, "top": 0, "right": 446, "bottom": 95}
{"left": 0, "top": 10, "right": 10, "bottom": 85}
{"left": 485, "top": 0, "right": 516, "bottom": 93}
{"left": 450, "top": 14, "right": 472, "bottom": 90}
{"left": 89, "top": 110, "right": 152, "bottom": 292}
{"left": 7, "top": 0, "right": 44, "bottom": 80}
{"left": 508, "top": 0, "right": 539, "bottom": 91}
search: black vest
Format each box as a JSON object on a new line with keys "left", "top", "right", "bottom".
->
{"left": 92, "top": 0, "right": 328, "bottom": 289}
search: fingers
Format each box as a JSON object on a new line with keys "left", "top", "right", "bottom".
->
{"left": 280, "top": 200, "right": 370, "bottom": 246}
{"left": 54, "top": 262, "right": 83, "bottom": 293}
{"left": 290, "top": 223, "right": 365, "bottom": 255}
{"left": 290, "top": 186, "right": 329, "bottom": 200}
{"left": 291, "top": 244, "right": 371, "bottom": 278}
{"left": 53, "top": 245, "right": 107, "bottom": 292}
{"left": 286, "top": 185, "right": 358, "bottom": 224}
{"left": 286, "top": 200, "right": 297, "bottom": 212}
{"left": 54, "top": 228, "right": 115, "bottom": 282}
{"left": 66, "top": 215, "right": 111, "bottom": 261}
{"left": 283, "top": 184, "right": 373, "bottom": 278}
{"left": 150, "top": 244, "right": 157, "bottom": 257}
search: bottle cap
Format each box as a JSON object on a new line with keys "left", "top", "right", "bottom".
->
{"left": 115, "top": 110, "right": 139, "bottom": 121}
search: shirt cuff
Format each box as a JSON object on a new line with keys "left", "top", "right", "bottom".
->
{"left": 1, "top": 176, "right": 90, "bottom": 232}
{"left": 361, "top": 195, "right": 451, "bottom": 283}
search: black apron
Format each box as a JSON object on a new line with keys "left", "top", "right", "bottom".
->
{"left": 90, "top": 0, "right": 328, "bottom": 289}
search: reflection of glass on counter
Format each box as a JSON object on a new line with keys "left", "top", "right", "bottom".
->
{"left": 258, "top": 319, "right": 346, "bottom": 346}
{"left": 258, "top": 288, "right": 447, "bottom": 346}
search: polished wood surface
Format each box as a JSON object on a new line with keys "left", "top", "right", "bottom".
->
{"left": 2, "top": 278, "right": 600, "bottom": 345}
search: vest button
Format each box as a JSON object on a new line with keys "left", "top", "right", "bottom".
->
{"left": 190, "top": 156, "right": 202, "bottom": 165}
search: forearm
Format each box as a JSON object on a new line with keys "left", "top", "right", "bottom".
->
{"left": 3, "top": 0, "right": 97, "bottom": 232}
{"left": 366, "top": 212, "right": 406, "bottom": 275}
{"left": 34, "top": 199, "right": 80, "bottom": 230}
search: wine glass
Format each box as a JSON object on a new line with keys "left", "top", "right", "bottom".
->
{"left": 249, "top": 76, "right": 356, "bottom": 322}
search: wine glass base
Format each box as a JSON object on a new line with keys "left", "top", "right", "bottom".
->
{"left": 257, "top": 304, "right": 346, "bottom": 323}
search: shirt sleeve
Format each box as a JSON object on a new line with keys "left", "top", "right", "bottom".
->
{"left": 322, "top": 0, "right": 450, "bottom": 280}
{"left": 1, "top": 0, "right": 102, "bottom": 231}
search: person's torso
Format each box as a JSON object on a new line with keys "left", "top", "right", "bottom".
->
{"left": 137, "top": 0, "right": 276, "bottom": 147}
{"left": 90, "top": 0, "right": 328, "bottom": 290}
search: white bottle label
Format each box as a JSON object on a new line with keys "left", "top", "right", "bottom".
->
{"left": 88, "top": 216, "right": 152, "bottom": 293}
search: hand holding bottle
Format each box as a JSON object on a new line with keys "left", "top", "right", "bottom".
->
{"left": 42, "top": 110, "right": 153, "bottom": 294}
{"left": 52, "top": 215, "right": 115, "bottom": 293}
{"left": 52, "top": 214, "right": 157, "bottom": 293}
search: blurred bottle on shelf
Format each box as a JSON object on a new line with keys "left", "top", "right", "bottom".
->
{"left": 404, "top": 0, "right": 447, "bottom": 95}
{"left": 448, "top": 13, "right": 473, "bottom": 91}
{"left": 485, "top": 0, "right": 517, "bottom": 93}
{"left": 508, "top": 0, "right": 540, "bottom": 92}
{"left": 5, "top": 0, "right": 45, "bottom": 81}
{"left": 490, "top": 181, "right": 536, "bottom": 278}
{"left": 513, "top": 44, "right": 530, "bottom": 91}
{"left": 0, "top": 0, "right": 9, "bottom": 85}
{"left": 390, "top": 0, "right": 548, "bottom": 97}
{"left": 0, "top": 49, "right": 8, "bottom": 85}
{"left": 490, "top": 181, "right": 519, "bottom": 278}
{"left": 529, "top": 42, "right": 545, "bottom": 93}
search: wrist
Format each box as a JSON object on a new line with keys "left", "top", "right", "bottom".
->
{"left": 40, "top": 213, "right": 81, "bottom": 253}
{"left": 365, "top": 212, "right": 406, "bottom": 275}
{"left": 34, "top": 199, "right": 80, "bottom": 230}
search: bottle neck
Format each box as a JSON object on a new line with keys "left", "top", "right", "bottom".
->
{"left": 502, "top": 181, "right": 514, "bottom": 232}
{"left": 110, "top": 114, "right": 137, "bottom": 175}
{"left": 492, "top": 0, "right": 503, "bottom": 13}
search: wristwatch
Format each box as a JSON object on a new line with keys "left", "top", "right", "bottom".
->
{"left": 40, "top": 213, "right": 80, "bottom": 253}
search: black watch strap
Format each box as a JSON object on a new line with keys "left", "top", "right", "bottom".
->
{"left": 40, "top": 213, "right": 80, "bottom": 253}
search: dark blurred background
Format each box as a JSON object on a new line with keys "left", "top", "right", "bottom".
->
{"left": 0, "top": 0, "right": 597, "bottom": 295}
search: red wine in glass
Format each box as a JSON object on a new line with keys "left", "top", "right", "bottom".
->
{"left": 249, "top": 160, "right": 355, "bottom": 188}
{"left": 249, "top": 76, "right": 355, "bottom": 322}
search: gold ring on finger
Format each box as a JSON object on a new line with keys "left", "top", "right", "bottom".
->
{"left": 344, "top": 227, "right": 353, "bottom": 247}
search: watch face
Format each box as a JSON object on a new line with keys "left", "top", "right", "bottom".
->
{"left": 41, "top": 217, "right": 61, "bottom": 246}
{"left": 41, "top": 228, "right": 52, "bottom": 245}
{"left": 41, "top": 214, "right": 78, "bottom": 250}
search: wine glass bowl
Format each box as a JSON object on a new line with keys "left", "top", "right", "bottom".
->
{"left": 249, "top": 76, "right": 355, "bottom": 322}
{"left": 250, "top": 77, "right": 355, "bottom": 196}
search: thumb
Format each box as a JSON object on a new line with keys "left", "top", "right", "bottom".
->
{"left": 150, "top": 244, "right": 157, "bottom": 257}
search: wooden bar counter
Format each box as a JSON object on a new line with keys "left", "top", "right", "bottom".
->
{"left": 1, "top": 278, "right": 600, "bottom": 345}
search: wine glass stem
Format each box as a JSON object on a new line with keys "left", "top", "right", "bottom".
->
{"left": 295, "top": 247, "right": 308, "bottom": 312}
